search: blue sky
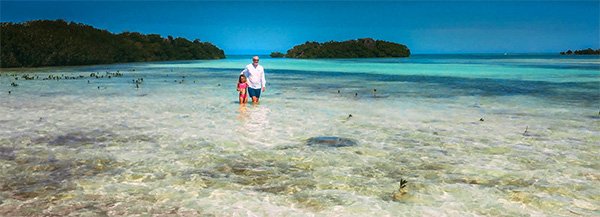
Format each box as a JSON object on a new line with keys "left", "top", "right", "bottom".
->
{"left": 1, "top": 1, "right": 599, "bottom": 54}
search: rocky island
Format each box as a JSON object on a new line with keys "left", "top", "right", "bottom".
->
{"left": 285, "top": 38, "right": 410, "bottom": 58}
{"left": 0, "top": 20, "right": 225, "bottom": 68}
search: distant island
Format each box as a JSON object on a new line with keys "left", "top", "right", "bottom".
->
{"left": 285, "top": 38, "right": 410, "bottom": 58}
{"left": 270, "top": 52, "right": 285, "bottom": 58}
{"left": 560, "top": 48, "right": 600, "bottom": 55}
{"left": 0, "top": 20, "right": 225, "bottom": 68}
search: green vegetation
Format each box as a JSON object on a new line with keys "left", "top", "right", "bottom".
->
{"left": 0, "top": 20, "right": 225, "bottom": 68}
{"left": 270, "top": 51, "right": 285, "bottom": 58}
{"left": 560, "top": 48, "right": 600, "bottom": 55}
{"left": 391, "top": 178, "right": 408, "bottom": 201}
{"left": 285, "top": 38, "right": 410, "bottom": 58}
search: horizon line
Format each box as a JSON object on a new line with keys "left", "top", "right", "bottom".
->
{"left": 228, "top": 52, "right": 571, "bottom": 56}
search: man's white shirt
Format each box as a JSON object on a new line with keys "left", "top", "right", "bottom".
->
{"left": 240, "top": 64, "right": 266, "bottom": 89}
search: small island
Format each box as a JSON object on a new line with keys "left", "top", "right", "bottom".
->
{"left": 285, "top": 38, "right": 410, "bottom": 58}
{"left": 269, "top": 52, "right": 285, "bottom": 58}
{"left": 560, "top": 48, "right": 600, "bottom": 55}
{"left": 0, "top": 20, "right": 225, "bottom": 68}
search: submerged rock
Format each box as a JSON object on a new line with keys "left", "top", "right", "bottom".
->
{"left": 306, "top": 136, "right": 357, "bottom": 147}
{"left": 45, "top": 131, "right": 111, "bottom": 147}
{"left": 0, "top": 146, "right": 16, "bottom": 160}
{"left": 3, "top": 155, "right": 121, "bottom": 201}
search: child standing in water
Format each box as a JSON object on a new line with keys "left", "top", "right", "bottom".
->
{"left": 237, "top": 75, "right": 249, "bottom": 104}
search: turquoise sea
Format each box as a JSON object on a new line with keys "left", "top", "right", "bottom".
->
{"left": 0, "top": 54, "right": 598, "bottom": 216}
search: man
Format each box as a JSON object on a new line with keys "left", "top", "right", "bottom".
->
{"left": 240, "top": 56, "right": 266, "bottom": 104}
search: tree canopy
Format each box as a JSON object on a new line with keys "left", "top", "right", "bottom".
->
{"left": 285, "top": 38, "right": 410, "bottom": 58}
{"left": 1, "top": 20, "right": 225, "bottom": 68}
{"left": 269, "top": 52, "right": 285, "bottom": 58}
{"left": 560, "top": 48, "right": 600, "bottom": 55}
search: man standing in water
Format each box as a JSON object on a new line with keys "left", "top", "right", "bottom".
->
{"left": 240, "top": 56, "right": 266, "bottom": 104}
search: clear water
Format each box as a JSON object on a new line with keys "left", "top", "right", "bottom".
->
{"left": 1, "top": 54, "right": 599, "bottom": 216}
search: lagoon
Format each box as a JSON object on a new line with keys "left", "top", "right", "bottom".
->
{"left": 0, "top": 54, "right": 598, "bottom": 216}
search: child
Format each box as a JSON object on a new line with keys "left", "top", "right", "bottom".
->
{"left": 237, "top": 74, "right": 248, "bottom": 104}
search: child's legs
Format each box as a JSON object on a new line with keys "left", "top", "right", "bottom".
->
{"left": 242, "top": 89, "right": 248, "bottom": 103}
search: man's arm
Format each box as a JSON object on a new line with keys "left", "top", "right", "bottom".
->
{"left": 240, "top": 67, "right": 248, "bottom": 75}
{"left": 261, "top": 69, "right": 266, "bottom": 91}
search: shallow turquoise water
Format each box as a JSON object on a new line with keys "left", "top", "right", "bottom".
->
{"left": 0, "top": 54, "right": 599, "bottom": 216}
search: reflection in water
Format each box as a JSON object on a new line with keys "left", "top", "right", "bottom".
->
{"left": 237, "top": 103, "right": 248, "bottom": 121}
{"left": 248, "top": 104, "right": 271, "bottom": 126}
{"left": 235, "top": 103, "right": 272, "bottom": 146}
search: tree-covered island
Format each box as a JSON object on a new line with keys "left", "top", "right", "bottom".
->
{"left": 560, "top": 48, "right": 600, "bottom": 55}
{"left": 285, "top": 38, "right": 410, "bottom": 58}
{"left": 0, "top": 20, "right": 225, "bottom": 68}
{"left": 269, "top": 52, "right": 285, "bottom": 58}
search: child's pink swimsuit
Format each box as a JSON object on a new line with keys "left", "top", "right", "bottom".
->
{"left": 238, "top": 83, "right": 248, "bottom": 98}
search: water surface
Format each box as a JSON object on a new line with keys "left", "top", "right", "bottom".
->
{"left": 0, "top": 54, "right": 599, "bottom": 216}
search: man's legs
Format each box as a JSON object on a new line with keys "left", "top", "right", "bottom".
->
{"left": 248, "top": 88, "right": 261, "bottom": 104}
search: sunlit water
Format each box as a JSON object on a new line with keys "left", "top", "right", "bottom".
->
{"left": 1, "top": 54, "right": 598, "bottom": 216}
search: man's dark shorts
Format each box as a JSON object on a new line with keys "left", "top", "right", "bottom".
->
{"left": 248, "top": 87, "right": 261, "bottom": 99}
